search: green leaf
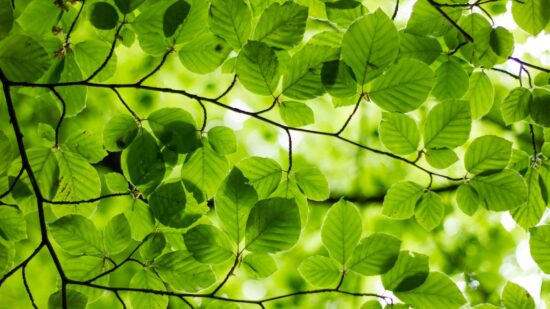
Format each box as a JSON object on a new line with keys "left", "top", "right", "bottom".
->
{"left": 74, "top": 40, "right": 117, "bottom": 82}
{"left": 425, "top": 148, "right": 459, "bottom": 169}
{"left": 49, "top": 215, "right": 103, "bottom": 255}
{"left": 398, "top": 32, "right": 442, "bottom": 65}
{"left": 178, "top": 33, "right": 231, "bottom": 74}
{"left": 114, "top": 0, "right": 146, "bottom": 14}
{"left": 63, "top": 130, "right": 107, "bottom": 164}
{"left": 237, "top": 157, "right": 282, "bottom": 199}
{"left": 530, "top": 88, "right": 550, "bottom": 127}
{"left": 501, "top": 87, "right": 532, "bottom": 125}
{"left": 0, "top": 35, "right": 50, "bottom": 82}
{"left": 209, "top": 0, "right": 252, "bottom": 49}
{"left": 298, "top": 255, "right": 341, "bottom": 287}
{"left": 104, "top": 173, "right": 128, "bottom": 192}
{"left": 394, "top": 272, "right": 466, "bottom": 309}
{"left": 215, "top": 167, "right": 258, "bottom": 244}
{"left": 103, "top": 214, "right": 131, "bottom": 255}
{"left": 321, "top": 200, "right": 362, "bottom": 265}
{"left": 512, "top": 0, "right": 550, "bottom": 35}
{"left": 236, "top": 41, "right": 280, "bottom": 96}
{"left": 342, "top": 9, "right": 399, "bottom": 85}
{"left": 370, "top": 59, "right": 435, "bottom": 113}
{"left": 382, "top": 181, "right": 424, "bottom": 219}
{"left": 470, "top": 169, "right": 528, "bottom": 211}
{"left": 121, "top": 130, "right": 165, "bottom": 196}
{"left": 48, "top": 52, "right": 87, "bottom": 117}
{"left": 529, "top": 225, "right": 550, "bottom": 274}
{"left": 245, "top": 197, "right": 301, "bottom": 253}
{"left": 431, "top": 58, "right": 469, "bottom": 100}
{"left": 279, "top": 101, "right": 315, "bottom": 127}
{"left": 381, "top": 251, "right": 429, "bottom": 292}
{"left": 54, "top": 151, "right": 101, "bottom": 202}
{"left": 348, "top": 233, "right": 401, "bottom": 276}
{"left": 126, "top": 199, "right": 155, "bottom": 241}
{"left": 154, "top": 250, "right": 216, "bottom": 292}
{"left": 129, "top": 269, "right": 167, "bottom": 309}
{"left": 89, "top": 2, "right": 119, "bottom": 30}
{"left": 140, "top": 232, "right": 165, "bottom": 261}
{"left": 148, "top": 107, "right": 200, "bottom": 154}
{"left": 0, "top": 131, "right": 12, "bottom": 175}
{"left": 163, "top": 0, "right": 190, "bottom": 37}
{"left": 0, "top": 241, "right": 14, "bottom": 275}
{"left": 0, "top": 208, "right": 27, "bottom": 241}
{"left": 415, "top": 192, "right": 445, "bottom": 231}
{"left": 459, "top": 13, "right": 498, "bottom": 68}
{"left": 252, "top": 2, "right": 308, "bottom": 50}
{"left": 28, "top": 147, "right": 59, "bottom": 199}
{"left": 502, "top": 281, "right": 536, "bottom": 309}
{"left": 325, "top": 0, "right": 367, "bottom": 28}
{"left": 490, "top": 27, "right": 515, "bottom": 60}
{"left": 406, "top": 0, "right": 462, "bottom": 37}
{"left": 184, "top": 224, "right": 234, "bottom": 264}
{"left": 0, "top": 0, "right": 13, "bottom": 40}
{"left": 424, "top": 99, "right": 471, "bottom": 149}
{"left": 511, "top": 168, "right": 545, "bottom": 229}
{"left": 282, "top": 43, "right": 339, "bottom": 99}
{"left": 148, "top": 181, "right": 202, "bottom": 228}
{"left": 321, "top": 60, "right": 358, "bottom": 98}
{"left": 270, "top": 178, "right": 309, "bottom": 228}
{"left": 48, "top": 289, "right": 87, "bottom": 309}
{"left": 181, "top": 143, "right": 229, "bottom": 198}
{"left": 456, "top": 184, "right": 480, "bottom": 216}
{"left": 103, "top": 114, "right": 139, "bottom": 152}
{"left": 465, "top": 72, "right": 494, "bottom": 120}
{"left": 242, "top": 253, "right": 277, "bottom": 279}
{"left": 379, "top": 112, "right": 420, "bottom": 155}
{"left": 465, "top": 135, "right": 512, "bottom": 175}
{"left": 294, "top": 167, "right": 329, "bottom": 201}
{"left": 208, "top": 126, "right": 236, "bottom": 155}
{"left": 17, "top": 0, "right": 60, "bottom": 35}
{"left": 63, "top": 255, "right": 111, "bottom": 302}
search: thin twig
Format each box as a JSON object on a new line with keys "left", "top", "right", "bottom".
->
{"left": 392, "top": 0, "right": 399, "bottom": 20}
{"left": 49, "top": 87, "right": 66, "bottom": 147}
{"left": 85, "top": 21, "right": 125, "bottom": 81}
{"left": 0, "top": 166, "right": 24, "bottom": 199}
{"left": 136, "top": 49, "right": 173, "bottom": 85}
{"left": 335, "top": 94, "right": 363, "bottom": 136}
{"left": 22, "top": 265, "right": 38, "bottom": 309}
{"left": 215, "top": 75, "right": 238, "bottom": 101}
{"left": 210, "top": 252, "right": 242, "bottom": 295}
{"left": 43, "top": 192, "right": 131, "bottom": 205}
{"left": 112, "top": 88, "right": 141, "bottom": 121}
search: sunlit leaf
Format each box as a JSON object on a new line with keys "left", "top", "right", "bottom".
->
{"left": 381, "top": 251, "right": 429, "bottom": 292}
{"left": 184, "top": 224, "right": 234, "bottom": 264}
{"left": 348, "top": 233, "right": 401, "bottom": 276}
{"left": 394, "top": 272, "right": 466, "bottom": 309}
{"left": 49, "top": 215, "right": 103, "bottom": 255}
{"left": 321, "top": 200, "right": 361, "bottom": 265}
{"left": 382, "top": 181, "right": 424, "bottom": 219}
{"left": 298, "top": 255, "right": 341, "bottom": 287}
{"left": 379, "top": 112, "right": 420, "bottom": 155}
{"left": 252, "top": 2, "right": 308, "bottom": 50}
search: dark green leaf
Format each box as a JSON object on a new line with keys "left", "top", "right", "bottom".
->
{"left": 121, "top": 130, "right": 165, "bottom": 195}
{"left": 114, "top": 0, "right": 146, "bottom": 14}
{"left": 321, "top": 60, "right": 357, "bottom": 98}
{"left": 89, "top": 2, "right": 119, "bottom": 30}
{"left": 0, "top": 0, "right": 13, "bottom": 39}
{"left": 103, "top": 114, "right": 139, "bottom": 152}
{"left": 530, "top": 88, "right": 550, "bottom": 127}
{"left": 163, "top": 0, "right": 191, "bottom": 37}
{"left": 381, "top": 251, "right": 429, "bottom": 292}
{"left": 148, "top": 107, "right": 200, "bottom": 154}
{"left": 48, "top": 289, "right": 87, "bottom": 309}
{"left": 148, "top": 181, "right": 202, "bottom": 228}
